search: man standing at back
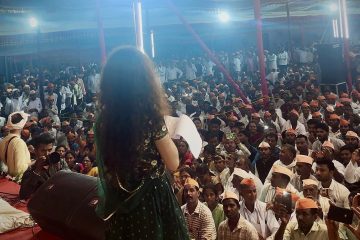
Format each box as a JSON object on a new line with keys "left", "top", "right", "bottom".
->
{"left": 0, "top": 111, "right": 31, "bottom": 182}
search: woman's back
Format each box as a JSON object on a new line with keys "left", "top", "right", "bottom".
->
{"left": 95, "top": 47, "right": 190, "bottom": 240}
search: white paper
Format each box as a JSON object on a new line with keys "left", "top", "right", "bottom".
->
{"left": 164, "top": 115, "right": 202, "bottom": 158}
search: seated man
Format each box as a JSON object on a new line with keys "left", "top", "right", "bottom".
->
{"left": 181, "top": 178, "right": 216, "bottom": 240}
{"left": 302, "top": 179, "right": 330, "bottom": 218}
{"left": 20, "top": 133, "right": 69, "bottom": 200}
{"left": 315, "top": 159, "right": 350, "bottom": 208}
{"left": 260, "top": 165, "right": 299, "bottom": 203}
{"left": 274, "top": 198, "right": 328, "bottom": 240}
{"left": 264, "top": 144, "right": 297, "bottom": 184}
{"left": 290, "top": 155, "right": 316, "bottom": 192}
{"left": 203, "top": 184, "right": 226, "bottom": 230}
{"left": 218, "top": 191, "right": 259, "bottom": 240}
{"left": 0, "top": 111, "right": 31, "bottom": 181}
{"left": 239, "top": 178, "right": 279, "bottom": 240}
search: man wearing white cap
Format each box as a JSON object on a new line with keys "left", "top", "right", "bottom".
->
{"left": 290, "top": 155, "right": 317, "bottom": 192}
{"left": 239, "top": 179, "right": 279, "bottom": 240}
{"left": 0, "top": 111, "right": 31, "bottom": 181}
{"left": 259, "top": 165, "right": 299, "bottom": 203}
{"left": 344, "top": 131, "right": 359, "bottom": 149}
{"left": 274, "top": 198, "right": 328, "bottom": 240}
{"left": 255, "top": 141, "right": 277, "bottom": 183}
{"left": 181, "top": 178, "right": 216, "bottom": 240}
{"left": 301, "top": 179, "right": 330, "bottom": 218}
{"left": 218, "top": 191, "right": 259, "bottom": 240}
{"left": 25, "top": 90, "right": 42, "bottom": 118}
{"left": 230, "top": 167, "right": 263, "bottom": 200}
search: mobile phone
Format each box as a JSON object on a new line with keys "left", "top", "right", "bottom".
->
{"left": 327, "top": 204, "right": 354, "bottom": 224}
{"left": 281, "top": 192, "right": 293, "bottom": 214}
{"left": 275, "top": 191, "right": 292, "bottom": 214}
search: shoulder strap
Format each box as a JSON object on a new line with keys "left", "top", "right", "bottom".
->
{"left": 4, "top": 136, "right": 18, "bottom": 165}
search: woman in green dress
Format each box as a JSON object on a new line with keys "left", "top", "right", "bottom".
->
{"left": 95, "top": 46, "right": 190, "bottom": 239}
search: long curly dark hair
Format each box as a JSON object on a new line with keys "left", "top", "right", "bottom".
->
{"left": 96, "top": 46, "right": 169, "bottom": 176}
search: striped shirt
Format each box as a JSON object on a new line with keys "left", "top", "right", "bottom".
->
{"left": 218, "top": 217, "right": 259, "bottom": 240}
{"left": 181, "top": 201, "right": 217, "bottom": 240}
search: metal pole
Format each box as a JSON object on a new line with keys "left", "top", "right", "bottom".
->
{"left": 339, "top": 0, "right": 352, "bottom": 91}
{"left": 95, "top": 0, "right": 107, "bottom": 66}
{"left": 36, "top": 27, "right": 40, "bottom": 67}
{"left": 254, "top": 0, "right": 269, "bottom": 105}
{"left": 133, "top": 0, "right": 144, "bottom": 53}
{"left": 150, "top": 30, "right": 155, "bottom": 58}
{"left": 4, "top": 56, "right": 8, "bottom": 82}
{"left": 286, "top": 2, "right": 292, "bottom": 52}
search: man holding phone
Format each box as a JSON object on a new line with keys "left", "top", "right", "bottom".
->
{"left": 274, "top": 198, "right": 328, "bottom": 240}
{"left": 259, "top": 165, "right": 299, "bottom": 203}
{"left": 19, "top": 133, "right": 69, "bottom": 200}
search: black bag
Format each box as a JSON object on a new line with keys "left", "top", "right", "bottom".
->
{"left": 28, "top": 171, "right": 105, "bottom": 240}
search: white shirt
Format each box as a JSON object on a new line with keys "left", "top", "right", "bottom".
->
{"left": 185, "top": 63, "right": 197, "bottom": 80}
{"left": 312, "top": 160, "right": 345, "bottom": 176}
{"left": 206, "top": 61, "right": 216, "bottom": 76}
{"left": 319, "top": 179, "right": 350, "bottom": 208}
{"left": 157, "top": 65, "right": 167, "bottom": 84}
{"left": 311, "top": 137, "right": 345, "bottom": 152}
{"left": 87, "top": 73, "right": 101, "bottom": 94}
{"left": 225, "top": 168, "right": 263, "bottom": 200}
{"left": 298, "top": 113, "right": 312, "bottom": 127}
{"left": 282, "top": 120, "right": 307, "bottom": 136}
{"left": 233, "top": 57, "right": 241, "bottom": 72}
{"left": 27, "top": 98, "right": 43, "bottom": 114}
{"left": 166, "top": 67, "right": 183, "bottom": 81}
{"left": 239, "top": 200, "right": 279, "bottom": 239}
{"left": 264, "top": 159, "right": 297, "bottom": 184}
{"left": 344, "top": 161, "right": 360, "bottom": 184}
{"left": 290, "top": 174, "right": 317, "bottom": 192}
{"left": 267, "top": 54, "right": 277, "bottom": 70}
{"left": 266, "top": 71, "right": 279, "bottom": 85}
{"left": 278, "top": 51, "right": 289, "bottom": 66}
{"left": 259, "top": 182, "right": 299, "bottom": 203}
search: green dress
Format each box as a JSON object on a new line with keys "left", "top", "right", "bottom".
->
{"left": 95, "top": 118, "right": 190, "bottom": 240}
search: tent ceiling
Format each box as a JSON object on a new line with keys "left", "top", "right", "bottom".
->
{"left": 0, "top": 0, "right": 359, "bottom": 35}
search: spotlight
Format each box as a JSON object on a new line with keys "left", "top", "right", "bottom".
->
{"left": 218, "top": 11, "right": 230, "bottom": 23}
{"left": 29, "top": 17, "right": 38, "bottom": 28}
{"left": 329, "top": 3, "right": 338, "bottom": 12}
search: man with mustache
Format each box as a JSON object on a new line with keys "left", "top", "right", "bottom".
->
{"left": 181, "top": 178, "right": 216, "bottom": 240}
{"left": 218, "top": 191, "right": 259, "bottom": 240}
{"left": 274, "top": 198, "right": 328, "bottom": 240}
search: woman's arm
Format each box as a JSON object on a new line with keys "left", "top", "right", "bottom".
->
{"left": 156, "top": 134, "right": 179, "bottom": 171}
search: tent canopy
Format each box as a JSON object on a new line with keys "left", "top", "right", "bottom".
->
{"left": 0, "top": 0, "right": 359, "bottom": 36}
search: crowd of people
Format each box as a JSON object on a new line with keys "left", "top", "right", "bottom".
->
{"left": 1, "top": 44, "right": 360, "bottom": 239}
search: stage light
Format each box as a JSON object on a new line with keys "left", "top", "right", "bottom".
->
{"left": 29, "top": 17, "right": 38, "bottom": 28}
{"left": 218, "top": 11, "right": 230, "bottom": 23}
{"left": 329, "top": 3, "right": 338, "bottom": 12}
